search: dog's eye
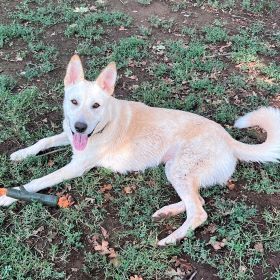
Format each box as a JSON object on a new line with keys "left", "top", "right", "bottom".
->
{"left": 92, "top": 103, "right": 100, "bottom": 109}
{"left": 71, "top": 99, "right": 78, "bottom": 105}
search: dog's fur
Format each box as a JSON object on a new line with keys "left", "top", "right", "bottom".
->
{"left": 2, "top": 55, "right": 280, "bottom": 246}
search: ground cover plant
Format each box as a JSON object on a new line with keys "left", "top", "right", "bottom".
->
{"left": 0, "top": 0, "right": 279, "bottom": 279}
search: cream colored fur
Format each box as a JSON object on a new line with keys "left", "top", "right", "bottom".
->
{"left": 3, "top": 55, "right": 280, "bottom": 246}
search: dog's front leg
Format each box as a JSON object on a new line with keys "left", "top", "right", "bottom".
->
{"left": 0, "top": 160, "right": 89, "bottom": 207}
{"left": 10, "top": 132, "right": 69, "bottom": 161}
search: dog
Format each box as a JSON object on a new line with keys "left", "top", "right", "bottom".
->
{"left": 2, "top": 54, "right": 280, "bottom": 246}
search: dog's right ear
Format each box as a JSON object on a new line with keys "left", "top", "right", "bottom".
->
{"left": 64, "top": 55, "right": 84, "bottom": 87}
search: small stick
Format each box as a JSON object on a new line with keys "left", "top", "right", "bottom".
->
{"left": 203, "top": 52, "right": 232, "bottom": 59}
{"left": 189, "top": 271, "right": 197, "bottom": 280}
{"left": 38, "top": 147, "right": 68, "bottom": 157}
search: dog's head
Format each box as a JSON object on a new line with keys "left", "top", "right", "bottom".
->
{"left": 63, "top": 55, "right": 117, "bottom": 151}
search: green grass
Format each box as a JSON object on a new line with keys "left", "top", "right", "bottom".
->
{"left": 0, "top": 0, "right": 279, "bottom": 279}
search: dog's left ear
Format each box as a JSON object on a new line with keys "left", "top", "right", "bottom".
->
{"left": 96, "top": 62, "right": 117, "bottom": 95}
{"left": 64, "top": 54, "right": 84, "bottom": 87}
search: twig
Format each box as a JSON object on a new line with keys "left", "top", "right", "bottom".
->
{"left": 231, "top": 14, "right": 265, "bottom": 24}
{"left": 203, "top": 52, "right": 232, "bottom": 59}
{"left": 38, "top": 147, "right": 68, "bottom": 157}
{"left": 189, "top": 270, "right": 197, "bottom": 280}
{"left": 119, "top": 0, "right": 125, "bottom": 4}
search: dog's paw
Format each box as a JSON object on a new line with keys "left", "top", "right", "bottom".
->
{"left": 152, "top": 208, "right": 172, "bottom": 221}
{"left": 158, "top": 234, "right": 179, "bottom": 246}
{"left": 10, "top": 149, "right": 30, "bottom": 161}
{"left": 0, "top": 195, "right": 17, "bottom": 207}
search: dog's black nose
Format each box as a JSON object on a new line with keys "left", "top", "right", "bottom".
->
{"left": 74, "top": 122, "right": 88, "bottom": 133}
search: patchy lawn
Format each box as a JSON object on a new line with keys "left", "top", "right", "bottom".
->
{"left": 0, "top": 0, "right": 279, "bottom": 279}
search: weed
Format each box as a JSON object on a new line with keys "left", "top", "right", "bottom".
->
{"left": 149, "top": 15, "right": 174, "bottom": 30}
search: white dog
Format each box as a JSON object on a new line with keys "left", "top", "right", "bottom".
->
{"left": 2, "top": 55, "right": 280, "bottom": 246}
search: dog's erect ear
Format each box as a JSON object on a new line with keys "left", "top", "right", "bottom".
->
{"left": 64, "top": 55, "right": 84, "bottom": 87}
{"left": 96, "top": 62, "right": 117, "bottom": 95}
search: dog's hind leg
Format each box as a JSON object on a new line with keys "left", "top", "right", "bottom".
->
{"left": 157, "top": 152, "right": 208, "bottom": 246}
{"left": 10, "top": 132, "right": 69, "bottom": 161}
{"left": 152, "top": 195, "right": 205, "bottom": 221}
{"left": 0, "top": 159, "right": 89, "bottom": 207}
{"left": 157, "top": 178, "right": 207, "bottom": 246}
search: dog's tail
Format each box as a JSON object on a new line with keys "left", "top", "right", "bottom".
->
{"left": 232, "top": 107, "right": 280, "bottom": 163}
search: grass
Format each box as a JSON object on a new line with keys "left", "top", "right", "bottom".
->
{"left": 0, "top": 0, "right": 279, "bottom": 279}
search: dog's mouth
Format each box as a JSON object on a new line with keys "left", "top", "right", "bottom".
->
{"left": 71, "top": 132, "right": 91, "bottom": 151}
{"left": 71, "top": 122, "right": 108, "bottom": 151}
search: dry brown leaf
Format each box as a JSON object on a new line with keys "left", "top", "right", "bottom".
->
{"left": 123, "top": 185, "right": 136, "bottom": 194}
{"left": 93, "top": 239, "right": 118, "bottom": 259}
{"left": 254, "top": 242, "right": 264, "bottom": 253}
{"left": 174, "top": 257, "right": 194, "bottom": 275}
{"left": 58, "top": 194, "right": 75, "bottom": 208}
{"left": 108, "top": 248, "right": 117, "bottom": 258}
{"left": 101, "top": 226, "right": 109, "bottom": 239}
{"left": 227, "top": 179, "right": 236, "bottom": 190}
{"left": 94, "top": 240, "right": 110, "bottom": 255}
{"left": 104, "top": 192, "right": 115, "bottom": 202}
{"left": 210, "top": 238, "right": 227, "bottom": 250}
{"left": 100, "top": 184, "right": 112, "bottom": 193}
{"left": 130, "top": 275, "right": 143, "bottom": 280}
{"left": 88, "top": 234, "right": 99, "bottom": 244}
{"left": 110, "top": 256, "right": 121, "bottom": 267}
{"left": 48, "top": 159, "right": 55, "bottom": 167}
{"left": 206, "top": 223, "right": 217, "bottom": 234}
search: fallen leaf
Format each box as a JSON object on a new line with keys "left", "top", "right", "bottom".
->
{"left": 87, "top": 235, "right": 99, "bottom": 244}
{"left": 203, "top": 223, "right": 217, "bottom": 234}
{"left": 100, "top": 184, "right": 112, "bottom": 193}
{"left": 93, "top": 239, "right": 118, "bottom": 259}
{"left": 104, "top": 192, "right": 114, "bottom": 202}
{"left": 108, "top": 247, "right": 117, "bottom": 258}
{"left": 227, "top": 180, "right": 236, "bottom": 190}
{"left": 48, "top": 159, "right": 55, "bottom": 167}
{"left": 110, "top": 256, "right": 121, "bottom": 267}
{"left": 130, "top": 275, "right": 143, "bottom": 280}
{"left": 210, "top": 238, "right": 227, "bottom": 250}
{"left": 254, "top": 242, "right": 264, "bottom": 253}
{"left": 101, "top": 226, "right": 109, "bottom": 239}
{"left": 123, "top": 185, "right": 136, "bottom": 194}
{"left": 94, "top": 240, "right": 110, "bottom": 255}
{"left": 174, "top": 258, "right": 194, "bottom": 275}
{"left": 58, "top": 194, "right": 75, "bottom": 208}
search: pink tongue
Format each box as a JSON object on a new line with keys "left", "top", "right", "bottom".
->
{"left": 73, "top": 133, "right": 88, "bottom": 151}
